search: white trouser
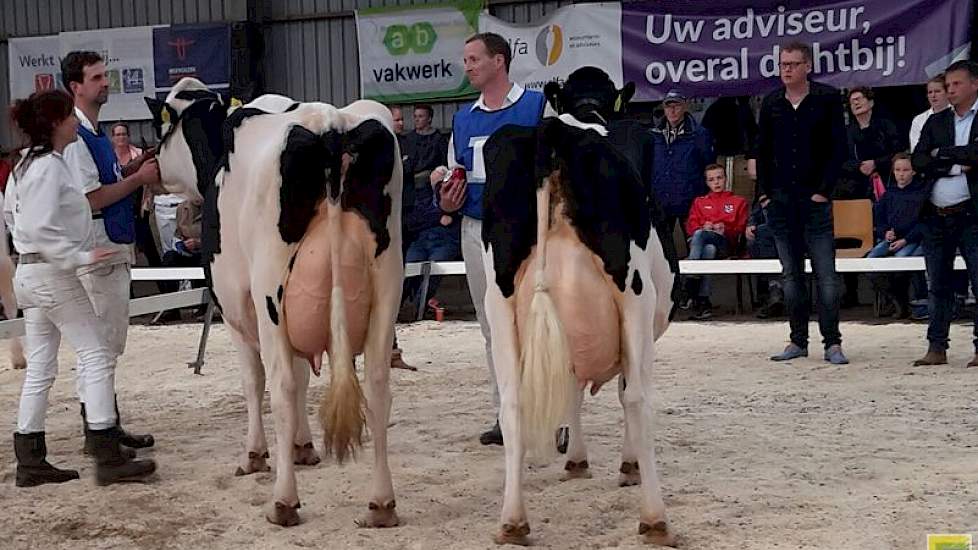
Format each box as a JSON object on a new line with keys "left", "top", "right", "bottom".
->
{"left": 78, "top": 262, "right": 131, "bottom": 358}
{"left": 460, "top": 216, "right": 498, "bottom": 411}
{"left": 14, "top": 263, "right": 116, "bottom": 433}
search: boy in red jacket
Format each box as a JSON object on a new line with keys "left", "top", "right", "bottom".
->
{"left": 682, "top": 164, "right": 749, "bottom": 319}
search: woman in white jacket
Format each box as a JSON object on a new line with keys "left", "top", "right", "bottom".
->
{"left": 8, "top": 90, "right": 155, "bottom": 487}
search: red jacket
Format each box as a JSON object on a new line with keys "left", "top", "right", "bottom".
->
{"left": 685, "top": 190, "right": 749, "bottom": 246}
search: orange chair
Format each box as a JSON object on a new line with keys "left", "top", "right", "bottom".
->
{"left": 833, "top": 199, "right": 874, "bottom": 258}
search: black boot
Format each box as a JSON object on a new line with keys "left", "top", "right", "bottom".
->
{"left": 87, "top": 427, "right": 157, "bottom": 486}
{"left": 13, "top": 432, "right": 80, "bottom": 487}
{"left": 114, "top": 396, "right": 155, "bottom": 449}
{"left": 81, "top": 403, "right": 136, "bottom": 459}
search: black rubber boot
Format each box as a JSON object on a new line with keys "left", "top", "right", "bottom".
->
{"left": 81, "top": 403, "right": 136, "bottom": 459}
{"left": 87, "top": 427, "right": 157, "bottom": 486}
{"left": 14, "top": 432, "right": 80, "bottom": 487}
{"left": 114, "top": 396, "right": 155, "bottom": 449}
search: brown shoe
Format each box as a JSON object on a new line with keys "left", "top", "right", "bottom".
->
{"left": 967, "top": 354, "right": 978, "bottom": 368}
{"left": 912, "top": 350, "right": 948, "bottom": 366}
{"left": 390, "top": 348, "right": 418, "bottom": 371}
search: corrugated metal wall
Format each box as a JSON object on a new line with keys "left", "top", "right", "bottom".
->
{"left": 262, "top": 0, "right": 574, "bottom": 131}
{"left": 0, "top": 0, "right": 248, "bottom": 149}
{"left": 0, "top": 0, "right": 573, "bottom": 149}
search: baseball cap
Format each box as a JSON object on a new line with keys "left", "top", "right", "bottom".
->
{"left": 662, "top": 89, "right": 687, "bottom": 104}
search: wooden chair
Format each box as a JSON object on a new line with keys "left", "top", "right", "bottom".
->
{"left": 833, "top": 199, "right": 874, "bottom": 258}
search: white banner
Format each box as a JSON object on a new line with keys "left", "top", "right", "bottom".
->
{"left": 7, "top": 35, "right": 63, "bottom": 101}
{"left": 479, "top": 2, "right": 624, "bottom": 91}
{"left": 60, "top": 26, "right": 157, "bottom": 120}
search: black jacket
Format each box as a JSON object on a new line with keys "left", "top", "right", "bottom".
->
{"left": 912, "top": 104, "right": 978, "bottom": 215}
{"left": 837, "top": 113, "right": 906, "bottom": 200}
{"left": 757, "top": 80, "right": 848, "bottom": 203}
{"left": 873, "top": 178, "right": 928, "bottom": 243}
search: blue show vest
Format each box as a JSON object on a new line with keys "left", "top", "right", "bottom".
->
{"left": 77, "top": 124, "right": 134, "bottom": 244}
{"left": 452, "top": 89, "right": 545, "bottom": 219}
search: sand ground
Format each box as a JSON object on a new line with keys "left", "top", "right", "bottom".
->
{"left": 0, "top": 320, "right": 976, "bottom": 550}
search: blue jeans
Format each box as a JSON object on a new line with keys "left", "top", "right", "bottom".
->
{"left": 767, "top": 200, "right": 842, "bottom": 349}
{"left": 920, "top": 210, "right": 978, "bottom": 352}
{"left": 685, "top": 229, "right": 728, "bottom": 298}
{"left": 866, "top": 240, "right": 924, "bottom": 258}
{"left": 403, "top": 225, "right": 461, "bottom": 306}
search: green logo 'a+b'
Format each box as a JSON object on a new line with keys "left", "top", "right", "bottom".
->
{"left": 383, "top": 22, "right": 437, "bottom": 55}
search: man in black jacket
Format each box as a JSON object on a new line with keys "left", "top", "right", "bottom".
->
{"left": 911, "top": 60, "right": 978, "bottom": 367}
{"left": 757, "top": 42, "right": 849, "bottom": 364}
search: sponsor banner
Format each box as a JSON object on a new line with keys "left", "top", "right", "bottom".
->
{"left": 60, "top": 26, "right": 158, "bottom": 120}
{"left": 479, "top": 3, "right": 623, "bottom": 91}
{"left": 622, "top": 0, "right": 972, "bottom": 101}
{"left": 7, "top": 35, "right": 64, "bottom": 100}
{"left": 154, "top": 23, "right": 231, "bottom": 92}
{"left": 356, "top": 0, "right": 482, "bottom": 102}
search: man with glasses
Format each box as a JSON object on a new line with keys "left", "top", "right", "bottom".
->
{"left": 757, "top": 41, "right": 849, "bottom": 364}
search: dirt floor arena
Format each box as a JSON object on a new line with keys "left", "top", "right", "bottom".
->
{"left": 0, "top": 320, "right": 976, "bottom": 550}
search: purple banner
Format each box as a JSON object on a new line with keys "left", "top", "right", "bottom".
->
{"left": 622, "top": 0, "right": 972, "bottom": 101}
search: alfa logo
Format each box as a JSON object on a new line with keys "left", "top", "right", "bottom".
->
{"left": 383, "top": 22, "right": 437, "bottom": 55}
{"left": 535, "top": 24, "right": 563, "bottom": 66}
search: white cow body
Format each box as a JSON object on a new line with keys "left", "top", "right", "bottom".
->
{"left": 151, "top": 80, "right": 402, "bottom": 528}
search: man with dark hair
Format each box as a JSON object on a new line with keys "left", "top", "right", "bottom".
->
{"left": 757, "top": 41, "right": 849, "bottom": 364}
{"left": 431, "top": 32, "right": 546, "bottom": 445}
{"left": 911, "top": 60, "right": 978, "bottom": 367}
{"left": 61, "top": 50, "right": 161, "bottom": 451}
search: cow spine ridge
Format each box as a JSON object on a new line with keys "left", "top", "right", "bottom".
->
{"left": 318, "top": 201, "right": 366, "bottom": 464}
{"left": 520, "top": 177, "right": 576, "bottom": 460}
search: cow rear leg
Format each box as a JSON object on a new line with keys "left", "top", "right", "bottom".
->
{"left": 485, "top": 290, "right": 529, "bottom": 546}
{"left": 264, "top": 337, "right": 301, "bottom": 526}
{"left": 621, "top": 292, "right": 675, "bottom": 547}
{"left": 561, "top": 389, "right": 591, "bottom": 481}
{"left": 357, "top": 294, "right": 399, "bottom": 529}
{"left": 292, "top": 358, "right": 320, "bottom": 466}
{"left": 231, "top": 332, "right": 270, "bottom": 476}
{"left": 618, "top": 375, "right": 641, "bottom": 487}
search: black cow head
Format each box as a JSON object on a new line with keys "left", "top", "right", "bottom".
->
{"left": 145, "top": 78, "right": 230, "bottom": 203}
{"left": 543, "top": 67, "right": 635, "bottom": 125}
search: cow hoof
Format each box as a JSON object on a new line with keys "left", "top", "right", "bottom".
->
{"left": 560, "top": 459, "right": 592, "bottom": 481}
{"left": 265, "top": 501, "right": 301, "bottom": 527}
{"left": 293, "top": 442, "right": 321, "bottom": 466}
{"left": 639, "top": 520, "right": 676, "bottom": 547}
{"left": 619, "top": 461, "right": 641, "bottom": 487}
{"left": 235, "top": 451, "right": 271, "bottom": 476}
{"left": 493, "top": 521, "right": 531, "bottom": 546}
{"left": 356, "top": 499, "right": 399, "bottom": 528}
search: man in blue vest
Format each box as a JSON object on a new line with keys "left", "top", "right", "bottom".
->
{"left": 61, "top": 51, "right": 161, "bottom": 453}
{"left": 432, "top": 33, "right": 547, "bottom": 446}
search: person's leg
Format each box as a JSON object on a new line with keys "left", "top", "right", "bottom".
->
{"left": 402, "top": 235, "right": 429, "bottom": 308}
{"left": 957, "top": 218, "right": 978, "bottom": 365}
{"left": 804, "top": 202, "right": 844, "bottom": 360}
{"left": 918, "top": 214, "right": 958, "bottom": 363}
{"left": 424, "top": 229, "right": 461, "bottom": 304}
{"left": 461, "top": 216, "right": 501, "bottom": 443}
{"left": 16, "top": 308, "right": 62, "bottom": 435}
{"left": 769, "top": 202, "right": 810, "bottom": 355}
{"left": 683, "top": 230, "right": 708, "bottom": 302}
{"left": 866, "top": 240, "right": 892, "bottom": 258}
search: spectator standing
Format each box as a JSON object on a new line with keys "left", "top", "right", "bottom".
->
{"left": 910, "top": 74, "right": 950, "bottom": 152}
{"left": 682, "top": 164, "right": 748, "bottom": 320}
{"left": 867, "top": 153, "right": 928, "bottom": 318}
{"left": 432, "top": 32, "right": 546, "bottom": 445}
{"left": 757, "top": 42, "right": 849, "bottom": 364}
{"left": 837, "top": 87, "right": 906, "bottom": 201}
{"left": 650, "top": 90, "right": 715, "bottom": 244}
{"left": 910, "top": 60, "right": 978, "bottom": 367}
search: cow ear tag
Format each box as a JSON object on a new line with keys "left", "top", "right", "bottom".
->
{"left": 161, "top": 109, "right": 171, "bottom": 125}
{"left": 613, "top": 95, "right": 623, "bottom": 113}
{"left": 230, "top": 97, "right": 243, "bottom": 108}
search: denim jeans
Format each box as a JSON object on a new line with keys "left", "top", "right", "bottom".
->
{"left": 403, "top": 225, "right": 461, "bottom": 306}
{"left": 920, "top": 210, "right": 978, "bottom": 352}
{"left": 866, "top": 240, "right": 924, "bottom": 258}
{"left": 685, "top": 229, "right": 728, "bottom": 298}
{"left": 767, "top": 200, "right": 842, "bottom": 349}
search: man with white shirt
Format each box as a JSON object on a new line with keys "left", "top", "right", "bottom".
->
{"left": 910, "top": 74, "right": 950, "bottom": 151}
{"left": 61, "top": 51, "right": 160, "bottom": 449}
{"left": 911, "top": 60, "right": 978, "bottom": 367}
{"left": 430, "top": 33, "right": 546, "bottom": 445}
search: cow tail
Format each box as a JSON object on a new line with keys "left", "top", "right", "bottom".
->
{"left": 318, "top": 202, "right": 366, "bottom": 464}
{"left": 520, "top": 175, "right": 576, "bottom": 459}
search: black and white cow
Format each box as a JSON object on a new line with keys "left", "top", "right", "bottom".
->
{"left": 480, "top": 68, "right": 676, "bottom": 546}
{"left": 146, "top": 78, "right": 403, "bottom": 528}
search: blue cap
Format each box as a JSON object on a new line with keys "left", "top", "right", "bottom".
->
{"left": 663, "top": 89, "right": 687, "bottom": 104}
